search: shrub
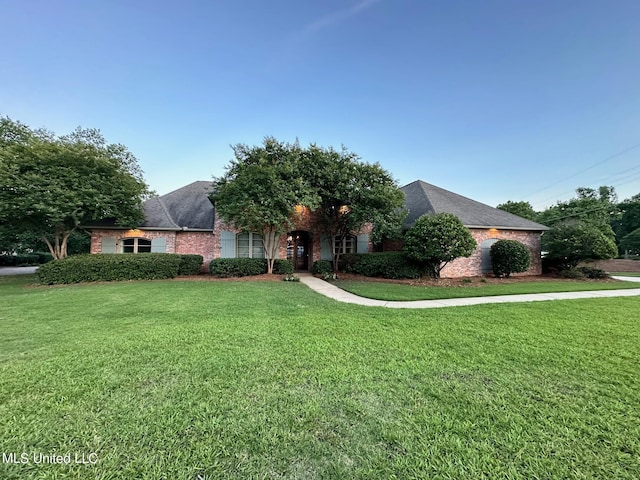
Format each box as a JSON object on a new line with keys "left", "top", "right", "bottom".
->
{"left": 209, "top": 258, "right": 267, "bottom": 277}
{"left": 33, "top": 251, "right": 54, "bottom": 264}
{"left": 0, "top": 254, "right": 40, "bottom": 266}
{"left": 577, "top": 266, "right": 609, "bottom": 279}
{"left": 543, "top": 220, "right": 617, "bottom": 269}
{"left": 404, "top": 213, "right": 476, "bottom": 278}
{"left": 340, "top": 252, "right": 423, "bottom": 279}
{"left": 37, "top": 254, "right": 181, "bottom": 284}
{"left": 312, "top": 260, "right": 333, "bottom": 276}
{"left": 558, "top": 268, "right": 584, "bottom": 279}
{"left": 178, "top": 254, "right": 203, "bottom": 275}
{"left": 273, "top": 259, "right": 294, "bottom": 275}
{"left": 490, "top": 240, "right": 531, "bottom": 278}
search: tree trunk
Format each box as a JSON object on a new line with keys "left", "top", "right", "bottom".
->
{"left": 262, "top": 227, "right": 280, "bottom": 274}
{"left": 43, "top": 226, "right": 74, "bottom": 260}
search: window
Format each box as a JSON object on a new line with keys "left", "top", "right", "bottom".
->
{"left": 122, "top": 238, "right": 152, "bottom": 253}
{"left": 334, "top": 235, "right": 356, "bottom": 254}
{"left": 237, "top": 233, "right": 264, "bottom": 258}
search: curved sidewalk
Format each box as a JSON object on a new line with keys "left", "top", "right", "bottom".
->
{"left": 299, "top": 274, "right": 640, "bottom": 309}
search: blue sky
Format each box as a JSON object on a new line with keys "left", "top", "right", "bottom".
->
{"left": 2, "top": 0, "right": 639, "bottom": 210}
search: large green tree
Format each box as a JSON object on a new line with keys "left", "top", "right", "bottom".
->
{"left": 211, "top": 138, "right": 319, "bottom": 274}
{"left": 302, "top": 144, "right": 405, "bottom": 272}
{"left": 496, "top": 200, "right": 538, "bottom": 221}
{"left": 0, "top": 117, "right": 149, "bottom": 259}
{"left": 619, "top": 227, "right": 640, "bottom": 256}
{"left": 542, "top": 220, "right": 617, "bottom": 269}
{"left": 537, "top": 186, "right": 618, "bottom": 240}
{"left": 612, "top": 193, "right": 640, "bottom": 249}
{"left": 404, "top": 213, "right": 477, "bottom": 278}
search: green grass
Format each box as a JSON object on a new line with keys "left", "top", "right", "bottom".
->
{"left": 1, "top": 275, "right": 639, "bottom": 479}
{"left": 333, "top": 278, "right": 640, "bottom": 301}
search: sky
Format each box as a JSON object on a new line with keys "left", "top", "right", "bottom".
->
{"left": 2, "top": 0, "right": 639, "bottom": 210}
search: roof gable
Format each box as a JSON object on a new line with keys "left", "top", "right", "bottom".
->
{"left": 140, "top": 181, "right": 214, "bottom": 230}
{"left": 401, "top": 180, "right": 548, "bottom": 231}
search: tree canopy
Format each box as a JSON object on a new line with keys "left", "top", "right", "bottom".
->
{"left": 212, "top": 139, "right": 405, "bottom": 273}
{"left": 537, "top": 186, "right": 618, "bottom": 241}
{"left": 542, "top": 220, "right": 617, "bottom": 269}
{"left": 0, "top": 117, "right": 149, "bottom": 259}
{"left": 301, "top": 144, "right": 405, "bottom": 272}
{"left": 496, "top": 201, "right": 538, "bottom": 221}
{"left": 211, "top": 138, "right": 319, "bottom": 274}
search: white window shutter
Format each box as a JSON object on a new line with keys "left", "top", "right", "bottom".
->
{"left": 151, "top": 237, "right": 167, "bottom": 253}
{"left": 101, "top": 237, "right": 116, "bottom": 254}
{"left": 357, "top": 234, "right": 369, "bottom": 254}
{"left": 220, "top": 230, "right": 236, "bottom": 258}
{"left": 320, "top": 235, "right": 333, "bottom": 260}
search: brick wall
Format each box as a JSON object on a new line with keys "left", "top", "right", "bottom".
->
{"left": 90, "top": 229, "right": 177, "bottom": 254}
{"left": 441, "top": 229, "right": 543, "bottom": 278}
{"left": 213, "top": 207, "right": 373, "bottom": 265}
{"left": 175, "top": 231, "right": 216, "bottom": 272}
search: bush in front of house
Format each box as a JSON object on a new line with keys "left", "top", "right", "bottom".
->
{"left": 178, "top": 254, "right": 204, "bottom": 275}
{"left": 340, "top": 252, "right": 424, "bottom": 279}
{"left": 209, "top": 258, "right": 295, "bottom": 277}
{"left": 490, "top": 240, "right": 531, "bottom": 278}
{"left": 404, "top": 212, "right": 477, "bottom": 278}
{"left": 272, "top": 259, "right": 294, "bottom": 275}
{"left": 209, "top": 258, "right": 266, "bottom": 277}
{"left": 37, "top": 254, "right": 182, "bottom": 284}
{"left": 312, "top": 260, "right": 333, "bottom": 276}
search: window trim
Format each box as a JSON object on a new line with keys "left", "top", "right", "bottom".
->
{"left": 237, "top": 232, "right": 265, "bottom": 259}
{"left": 122, "top": 237, "right": 152, "bottom": 253}
{"left": 334, "top": 235, "right": 356, "bottom": 254}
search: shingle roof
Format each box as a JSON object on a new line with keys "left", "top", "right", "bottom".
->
{"left": 401, "top": 180, "right": 548, "bottom": 231}
{"left": 140, "top": 181, "right": 214, "bottom": 230}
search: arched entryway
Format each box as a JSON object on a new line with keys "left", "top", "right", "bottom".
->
{"left": 287, "top": 231, "right": 311, "bottom": 271}
{"left": 481, "top": 238, "right": 498, "bottom": 274}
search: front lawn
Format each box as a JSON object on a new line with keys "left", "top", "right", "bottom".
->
{"left": 333, "top": 277, "right": 640, "bottom": 301}
{"left": 1, "top": 276, "right": 639, "bottom": 479}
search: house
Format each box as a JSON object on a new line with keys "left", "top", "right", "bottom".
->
{"left": 399, "top": 180, "right": 548, "bottom": 277}
{"left": 89, "top": 179, "right": 548, "bottom": 277}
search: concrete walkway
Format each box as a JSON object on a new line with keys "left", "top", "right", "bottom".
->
{"left": 299, "top": 274, "right": 640, "bottom": 309}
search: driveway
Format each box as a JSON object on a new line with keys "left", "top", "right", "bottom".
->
{"left": 0, "top": 266, "right": 39, "bottom": 276}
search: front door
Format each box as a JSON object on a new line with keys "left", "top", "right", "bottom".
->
{"left": 287, "top": 231, "right": 310, "bottom": 271}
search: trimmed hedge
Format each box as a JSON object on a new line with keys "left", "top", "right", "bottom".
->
{"left": 37, "top": 254, "right": 182, "bottom": 284}
{"left": 209, "top": 258, "right": 295, "bottom": 277}
{"left": 178, "top": 254, "right": 204, "bottom": 275}
{"left": 340, "top": 252, "right": 423, "bottom": 279}
{"left": 490, "top": 240, "right": 531, "bottom": 278}
{"left": 0, "top": 254, "right": 41, "bottom": 266}
{"left": 209, "top": 258, "right": 266, "bottom": 277}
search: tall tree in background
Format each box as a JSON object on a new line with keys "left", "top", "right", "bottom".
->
{"left": 612, "top": 193, "right": 640, "bottom": 251}
{"left": 0, "top": 117, "right": 149, "bottom": 259}
{"left": 537, "top": 186, "right": 618, "bottom": 240}
{"left": 496, "top": 201, "right": 538, "bottom": 221}
{"left": 302, "top": 145, "right": 405, "bottom": 272}
{"left": 211, "top": 138, "right": 319, "bottom": 274}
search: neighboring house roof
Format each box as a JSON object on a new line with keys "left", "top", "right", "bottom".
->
{"left": 401, "top": 180, "right": 549, "bottom": 231}
{"left": 87, "top": 181, "right": 215, "bottom": 231}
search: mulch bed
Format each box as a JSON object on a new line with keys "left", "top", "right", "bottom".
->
{"left": 175, "top": 272, "right": 623, "bottom": 287}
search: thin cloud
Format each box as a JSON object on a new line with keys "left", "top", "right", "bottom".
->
{"left": 304, "top": 0, "right": 382, "bottom": 34}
